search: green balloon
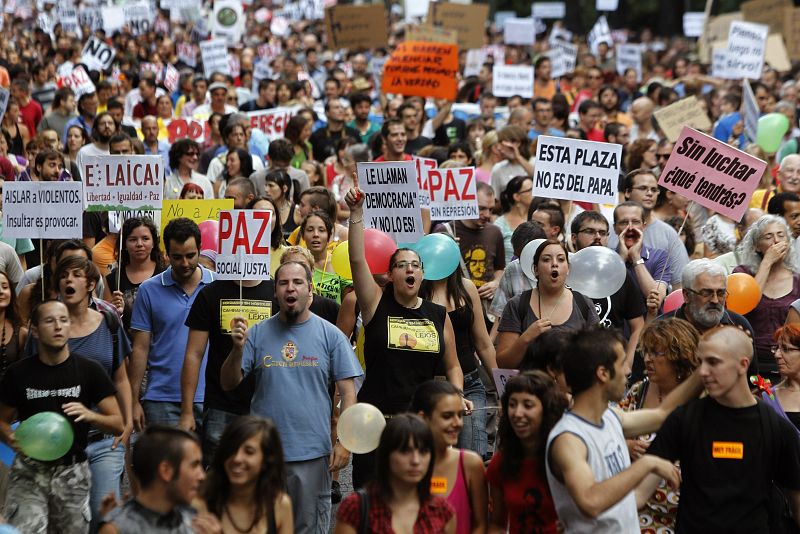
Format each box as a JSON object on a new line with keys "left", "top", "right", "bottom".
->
{"left": 756, "top": 112, "right": 790, "bottom": 154}
{"left": 15, "top": 412, "right": 74, "bottom": 461}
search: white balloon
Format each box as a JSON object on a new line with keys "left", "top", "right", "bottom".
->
{"left": 336, "top": 403, "right": 386, "bottom": 454}
{"left": 519, "top": 238, "right": 547, "bottom": 282}
{"left": 566, "top": 246, "right": 627, "bottom": 299}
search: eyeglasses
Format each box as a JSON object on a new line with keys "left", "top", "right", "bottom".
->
{"left": 686, "top": 288, "right": 728, "bottom": 299}
{"left": 393, "top": 260, "right": 423, "bottom": 270}
{"left": 772, "top": 344, "right": 800, "bottom": 354}
{"left": 578, "top": 228, "right": 608, "bottom": 237}
{"left": 517, "top": 188, "right": 532, "bottom": 194}
{"left": 656, "top": 154, "right": 671, "bottom": 160}
{"left": 632, "top": 186, "right": 660, "bottom": 194}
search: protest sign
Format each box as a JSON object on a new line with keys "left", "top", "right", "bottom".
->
{"left": 200, "top": 39, "right": 229, "bottom": 79}
{"left": 741, "top": 0, "right": 791, "bottom": 34}
{"left": 0, "top": 89, "right": 8, "bottom": 124}
{"left": 492, "top": 368, "right": 519, "bottom": 399}
{"left": 503, "top": 18, "right": 536, "bottom": 45}
{"left": 124, "top": 1, "right": 153, "bottom": 35}
{"left": 247, "top": 106, "right": 301, "bottom": 141}
{"left": 783, "top": 7, "right": 800, "bottom": 60}
{"left": 533, "top": 136, "right": 621, "bottom": 205}
{"left": 324, "top": 4, "right": 388, "bottom": 49}
{"left": 588, "top": 15, "right": 612, "bottom": 55}
{"left": 83, "top": 155, "right": 163, "bottom": 212}
{"left": 683, "top": 12, "right": 705, "bottom": 37}
{"left": 653, "top": 96, "right": 713, "bottom": 142}
{"left": 405, "top": 25, "right": 457, "bottom": 44}
{"left": 725, "top": 21, "right": 768, "bottom": 80}
{"left": 531, "top": 2, "right": 564, "bottom": 18}
{"left": 358, "top": 161, "right": 424, "bottom": 243}
{"left": 427, "top": 2, "right": 489, "bottom": 50}
{"left": 212, "top": 0, "right": 244, "bottom": 45}
{"left": 414, "top": 156, "right": 437, "bottom": 208}
{"left": 742, "top": 79, "right": 759, "bottom": 144}
{"left": 427, "top": 167, "right": 478, "bottom": 220}
{"left": 711, "top": 45, "right": 730, "bottom": 79}
{"left": 59, "top": 65, "right": 95, "bottom": 98}
{"left": 162, "top": 64, "right": 180, "bottom": 93}
{"left": 216, "top": 210, "right": 272, "bottom": 280}
{"left": 3, "top": 182, "right": 83, "bottom": 239}
{"left": 596, "top": 0, "right": 619, "bottom": 10}
{"left": 659, "top": 127, "right": 767, "bottom": 220}
{"left": 167, "top": 118, "right": 207, "bottom": 143}
{"left": 464, "top": 46, "right": 506, "bottom": 78}
{"left": 57, "top": 4, "right": 82, "bottom": 37}
{"left": 177, "top": 42, "right": 197, "bottom": 67}
{"left": 494, "top": 10, "right": 516, "bottom": 30}
{"left": 382, "top": 42, "right": 458, "bottom": 101}
{"left": 547, "top": 39, "right": 577, "bottom": 78}
{"left": 699, "top": 11, "right": 742, "bottom": 64}
{"left": 765, "top": 34, "right": 791, "bottom": 72}
{"left": 548, "top": 22, "right": 572, "bottom": 45}
{"left": 492, "top": 65, "right": 534, "bottom": 98}
{"left": 405, "top": 0, "right": 429, "bottom": 20}
{"left": 615, "top": 44, "right": 642, "bottom": 81}
{"left": 77, "top": 7, "right": 103, "bottom": 32}
{"left": 81, "top": 37, "right": 116, "bottom": 71}
{"left": 160, "top": 199, "right": 233, "bottom": 247}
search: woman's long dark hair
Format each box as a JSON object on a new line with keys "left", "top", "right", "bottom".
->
{"left": 224, "top": 148, "right": 253, "bottom": 183}
{"left": 497, "top": 371, "right": 568, "bottom": 479}
{"left": 0, "top": 270, "right": 21, "bottom": 330}
{"left": 120, "top": 216, "right": 163, "bottom": 268}
{"left": 419, "top": 263, "right": 470, "bottom": 311}
{"left": 246, "top": 195, "right": 286, "bottom": 250}
{"left": 372, "top": 414, "right": 436, "bottom": 504}
{"left": 499, "top": 175, "right": 529, "bottom": 213}
{"left": 204, "top": 416, "right": 287, "bottom": 531}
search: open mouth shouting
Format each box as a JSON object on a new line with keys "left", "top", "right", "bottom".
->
{"left": 405, "top": 275, "right": 416, "bottom": 289}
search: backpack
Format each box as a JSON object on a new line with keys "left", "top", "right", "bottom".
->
{"left": 100, "top": 308, "right": 121, "bottom": 366}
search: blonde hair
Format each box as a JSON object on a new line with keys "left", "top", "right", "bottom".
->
{"left": 279, "top": 246, "right": 315, "bottom": 272}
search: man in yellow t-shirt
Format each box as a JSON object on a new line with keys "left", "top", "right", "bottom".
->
{"left": 749, "top": 154, "right": 800, "bottom": 209}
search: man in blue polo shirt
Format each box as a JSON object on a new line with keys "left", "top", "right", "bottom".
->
{"left": 130, "top": 218, "right": 215, "bottom": 431}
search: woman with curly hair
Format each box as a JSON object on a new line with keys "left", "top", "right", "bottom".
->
{"left": 765, "top": 325, "right": 800, "bottom": 431}
{"left": 734, "top": 214, "right": 800, "bottom": 382}
{"left": 624, "top": 139, "right": 657, "bottom": 174}
{"left": 486, "top": 371, "right": 568, "bottom": 533}
{"left": 198, "top": 416, "right": 293, "bottom": 533}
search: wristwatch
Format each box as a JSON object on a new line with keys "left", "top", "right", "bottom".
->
{"left": 633, "top": 258, "right": 645, "bottom": 266}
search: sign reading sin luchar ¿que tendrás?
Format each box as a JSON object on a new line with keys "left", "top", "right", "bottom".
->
{"left": 658, "top": 126, "right": 767, "bottom": 220}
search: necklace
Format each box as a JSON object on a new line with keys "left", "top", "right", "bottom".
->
{"left": 537, "top": 288, "right": 565, "bottom": 320}
{"left": 0, "top": 320, "right": 7, "bottom": 378}
{"left": 224, "top": 504, "right": 259, "bottom": 534}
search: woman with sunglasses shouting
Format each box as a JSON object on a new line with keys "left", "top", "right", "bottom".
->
{"left": 344, "top": 177, "right": 469, "bottom": 489}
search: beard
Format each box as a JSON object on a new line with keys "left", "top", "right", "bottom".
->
{"left": 686, "top": 300, "right": 725, "bottom": 329}
{"left": 283, "top": 307, "right": 301, "bottom": 323}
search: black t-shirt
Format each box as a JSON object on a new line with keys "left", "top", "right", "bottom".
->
{"left": 108, "top": 264, "right": 166, "bottom": 333}
{"left": 0, "top": 354, "right": 117, "bottom": 457}
{"left": 433, "top": 117, "right": 466, "bottom": 146}
{"left": 309, "top": 125, "right": 361, "bottom": 162}
{"left": 185, "top": 280, "right": 275, "bottom": 413}
{"left": 404, "top": 135, "right": 432, "bottom": 155}
{"left": 648, "top": 397, "right": 800, "bottom": 533}
{"left": 239, "top": 100, "right": 274, "bottom": 112}
{"left": 82, "top": 211, "right": 107, "bottom": 243}
{"left": 591, "top": 271, "right": 646, "bottom": 333}
{"left": 359, "top": 285, "right": 446, "bottom": 414}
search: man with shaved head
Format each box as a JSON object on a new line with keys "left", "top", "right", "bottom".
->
{"left": 629, "top": 96, "right": 659, "bottom": 142}
{"left": 645, "top": 326, "right": 800, "bottom": 533}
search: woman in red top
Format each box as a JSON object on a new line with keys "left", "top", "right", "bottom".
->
{"left": 335, "top": 414, "right": 456, "bottom": 534}
{"left": 486, "top": 371, "right": 567, "bottom": 534}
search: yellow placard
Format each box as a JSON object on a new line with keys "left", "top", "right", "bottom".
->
{"left": 219, "top": 299, "right": 272, "bottom": 334}
{"left": 386, "top": 317, "right": 440, "bottom": 352}
{"left": 160, "top": 199, "right": 234, "bottom": 248}
{"left": 712, "top": 441, "right": 744, "bottom": 459}
{"left": 430, "top": 477, "right": 448, "bottom": 494}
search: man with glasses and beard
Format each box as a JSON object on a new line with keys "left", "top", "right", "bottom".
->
{"left": 658, "top": 259, "right": 758, "bottom": 376}
{"left": 221, "top": 261, "right": 362, "bottom": 534}
{"left": 75, "top": 111, "right": 117, "bottom": 173}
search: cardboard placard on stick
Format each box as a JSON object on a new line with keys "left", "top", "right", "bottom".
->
{"left": 3, "top": 182, "right": 83, "bottom": 239}
{"left": 160, "top": 199, "right": 233, "bottom": 247}
{"left": 533, "top": 136, "right": 622, "bottom": 205}
{"left": 725, "top": 21, "right": 768, "bottom": 80}
{"left": 357, "top": 161, "right": 424, "bottom": 244}
{"left": 381, "top": 42, "right": 458, "bottom": 100}
{"left": 427, "top": 167, "right": 478, "bottom": 220}
{"left": 427, "top": 2, "right": 489, "bottom": 50}
{"left": 82, "top": 155, "right": 163, "bottom": 212}
{"left": 653, "top": 96, "right": 713, "bottom": 142}
{"left": 247, "top": 106, "right": 301, "bottom": 141}
{"left": 659, "top": 127, "right": 766, "bottom": 220}
{"left": 216, "top": 210, "right": 273, "bottom": 280}
{"left": 765, "top": 34, "right": 791, "bottom": 71}
{"left": 783, "top": 7, "right": 800, "bottom": 60}
{"left": 405, "top": 24, "right": 457, "bottom": 44}
{"left": 324, "top": 4, "right": 387, "bottom": 50}
{"left": 741, "top": 0, "right": 791, "bottom": 34}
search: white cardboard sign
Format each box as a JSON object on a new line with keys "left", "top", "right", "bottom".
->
{"left": 414, "top": 156, "right": 437, "bottom": 208}
{"left": 81, "top": 37, "right": 116, "bottom": 71}
{"left": 59, "top": 65, "right": 95, "bottom": 98}
{"left": 82, "top": 155, "right": 164, "bottom": 212}
{"left": 3, "top": 182, "right": 84, "bottom": 239}
{"left": 357, "top": 161, "right": 424, "bottom": 244}
{"left": 726, "top": 21, "right": 768, "bottom": 80}
{"left": 616, "top": 43, "right": 642, "bottom": 81}
{"left": 503, "top": 18, "right": 536, "bottom": 45}
{"left": 427, "top": 167, "right": 479, "bottom": 220}
{"left": 547, "top": 39, "right": 577, "bottom": 78}
{"left": 683, "top": 12, "right": 705, "bottom": 37}
{"left": 216, "top": 210, "right": 272, "bottom": 280}
{"left": 588, "top": 15, "right": 612, "bottom": 55}
{"left": 212, "top": 0, "right": 244, "bottom": 45}
{"left": 200, "top": 39, "right": 229, "bottom": 79}
{"left": 531, "top": 2, "right": 564, "bottom": 19}
{"left": 533, "top": 136, "right": 622, "bottom": 205}
{"left": 492, "top": 65, "right": 534, "bottom": 98}
{"left": 742, "top": 78, "right": 759, "bottom": 144}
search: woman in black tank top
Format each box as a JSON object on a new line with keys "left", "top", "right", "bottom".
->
{"left": 344, "top": 181, "right": 469, "bottom": 486}
{"left": 420, "top": 267, "right": 498, "bottom": 457}
{"left": 200, "top": 416, "right": 293, "bottom": 533}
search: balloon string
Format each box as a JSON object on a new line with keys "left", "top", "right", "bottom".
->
{"left": 656, "top": 202, "right": 692, "bottom": 289}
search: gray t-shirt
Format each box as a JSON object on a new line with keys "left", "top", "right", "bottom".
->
{"left": 242, "top": 312, "right": 362, "bottom": 462}
{"left": 103, "top": 500, "right": 196, "bottom": 533}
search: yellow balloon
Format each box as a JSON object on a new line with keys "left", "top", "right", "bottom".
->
{"left": 337, "top": 403, "right": 386, "bottom": 454}
{"left": 331, "top": 241, "right": 352, "bottom": 280}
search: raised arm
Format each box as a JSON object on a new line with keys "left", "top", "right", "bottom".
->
{"left": 615, "top": 371, "right": 703, "bottom": 438}
{"left": 344, "top": 174, "right": 383, "bottom": 324}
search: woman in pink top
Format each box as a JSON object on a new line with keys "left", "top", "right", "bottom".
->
{"left": 412, "top": 381, "right": 488, "bottom": 534}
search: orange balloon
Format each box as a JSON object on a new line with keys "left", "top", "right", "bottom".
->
{"left": 726, "top": 273, "right": 762, "bottom": 315}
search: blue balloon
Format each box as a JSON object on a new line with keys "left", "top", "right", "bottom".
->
{"left": 415, "top": 234, "right": 462, "bottom": 281}
{"left": 0, "top": 525, "right": 21, "bottom": 534}
{"left": 0, "top": 422, "right": 18, "bottom": 466}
